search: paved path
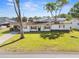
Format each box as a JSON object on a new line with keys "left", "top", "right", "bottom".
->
{"left": 0, "top": 32, "right": 15, "bottom": 44}
{"left": 0, "top": 53, "right": 79, "bottom": 58}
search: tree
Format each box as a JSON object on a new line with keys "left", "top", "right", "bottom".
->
{"left": 66, "top": 15, "right": 72, "bottom": 21}
{"left": 57, "top": 0, "right": 68, "bottom": 17}
{"left": 33, "top": 16, "right": 40, "bottom": 20}
{"left": 57, "top": 14, "right": 67, "bottom": 18}
{"left": 13, "top": 0, "right": 24, "bottom": 39}
{"left": 44, "top": 2, "right": 56, "bottom": 17}
{"left": 69, "top": 2, "right": 79, "bottom": 18}
{"left": 22, "top": 17, "right": 27, "bottom": 22}
{"left": 29, "top": 17, "right": 33, "bottom": 22}
{"left": 44, "top": 1, "right": 69, "bottom": 23}
{"left": 47, "top": 16, "right": 51, "bottom": 19}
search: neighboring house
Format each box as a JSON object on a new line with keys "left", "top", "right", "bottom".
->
{"left": 70, "top": 18, "right": 79, "bottom": 29}
{"left": 0, "top": 22, "right": 10, "bottom": 27}
{"left": 0, "top": 22, "right": 10, "bottom": 29}
{"left": 0, "top": 17, "right": 16, "bottom": 29}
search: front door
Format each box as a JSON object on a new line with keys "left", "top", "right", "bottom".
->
{"left": 38, "top": 27, "right": 41, "bottom": 31}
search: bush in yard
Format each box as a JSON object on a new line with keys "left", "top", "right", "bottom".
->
{"left": 13, "top": 25, "right": 20, "bottom": 32}
{"left": 40, "top": 30, "right": 70, "bottom": 39}
{"left": 40, "top": 32, "right": 50, "bottom": 39}
{"left": 66, "top": 15, "right": 72, "bottom": 21}
{"left": 10, "top": 28, "right": 14, "bottom": 32}
{"left": 72, "top": 28, "right": 79, "bottom": 31}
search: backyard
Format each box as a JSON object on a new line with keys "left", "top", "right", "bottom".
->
{"left": 0, "top": 30, "right": 79, "bottom": 53}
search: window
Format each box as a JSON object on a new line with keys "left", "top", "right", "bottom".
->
{"left": 23, "top": 26, "right": 27, "bottom": 29}
{"left": 59, "top": 25, "right": 65, "bottom": 28}
{"left": 63, "top": 25, "right": 65, "bottom": 28}
{"left": 77, "top": 23, "right": 79, "bottom": 25}
{"left": 31, "top": 26, "right": 37, "bottom": 29}
{"left": 44, "top": 26, "right": 50, "bottom": 29}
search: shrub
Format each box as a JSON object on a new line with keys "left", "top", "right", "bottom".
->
{"left": 66, "top": 15, "right": 72, "bottom": 21}
{"left": 10, "top": 28, "right": 14, "bottom": 32}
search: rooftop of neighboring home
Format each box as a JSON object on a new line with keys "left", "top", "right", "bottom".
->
{"left": 0, "top": 17, "right": 16, "bottom": 25}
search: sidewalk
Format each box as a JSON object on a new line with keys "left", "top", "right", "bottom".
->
{"left": 0, "top": 32, "right": 15, "bottom": 44}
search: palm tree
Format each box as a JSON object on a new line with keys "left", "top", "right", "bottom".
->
{"left": 44, "top": 2, "right": 56, "bottom": 17}
{"left": 57, "top": 0, "right": 68, "bottom": 16}
{"left": 53, "top": 0, "right": 68, "bottom": 23}
{"left": 13, "top": 0, "right": 24, "bottom": 39}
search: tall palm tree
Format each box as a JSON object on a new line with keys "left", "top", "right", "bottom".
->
{"left": 13, "top": 0, "right": 24, "bottom": 39}
{"left": 57, "top": 0, "right": 68, "bottom": 16}
{"left": 44, "top": 2, "right": 56, "bottom": 17}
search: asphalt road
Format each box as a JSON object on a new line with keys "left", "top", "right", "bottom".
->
{"left": 0, "top": 53, "right": 79, "bottom": 58}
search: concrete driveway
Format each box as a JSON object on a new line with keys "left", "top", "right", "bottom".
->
{"left": 0, "top": 32, "right": 16, "bottom": 44}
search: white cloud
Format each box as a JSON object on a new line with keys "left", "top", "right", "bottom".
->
{"left": 24, "top": 2, "right": 38, "bottom": 11}
{"left": 7, "top": 0, "right": 38, "bottom": 11}
{"left": 7, "top": 2, "right": 13, "bottom": 6}
{"left": 8, "top": 0, "right": 13, "bottom": 3}
{"left": 8, "top": 0, "right": 13, "bottom": 2}
{"left": 7, "top": 0, "right": 13, "bottom": 6}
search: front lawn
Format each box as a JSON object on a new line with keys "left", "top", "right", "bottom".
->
{"left": 0, "top": 30, "right": 79, "bottom": 53}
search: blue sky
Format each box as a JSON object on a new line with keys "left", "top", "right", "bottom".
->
{"left": 0, "top": 0, "right": 79, "bottom": 17}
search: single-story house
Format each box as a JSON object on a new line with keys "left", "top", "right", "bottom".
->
{"left": 11, "top": 18, "right": 79, "bottom": 32}
{"left": 0, "top": 18, "right": 17, "bottom": 29}
{"left": 0, "top": 22, "right": 10, "bottom": 29}
{"left": 70, "top": 18, "right": 79, "bottom": 29}
{"left": 12, "top": 21, "right": 71, "bottom": 32}
{"left": 0, "top": 17, "right": 13, "bottom": 29}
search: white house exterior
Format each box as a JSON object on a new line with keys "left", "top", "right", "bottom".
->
{"left": 17, "top": 21, "right": 71, "bottom": 32}
{"left": 12, "top": 18, "right": 79, "bottom": 32}
{"left": 22, "top": 22, "right": 51, "bottom": 32}
{"left": 51, "top": 23, "right": 71, "bottom": 30}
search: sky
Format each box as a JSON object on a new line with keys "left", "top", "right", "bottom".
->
{"left": 0, "top": 0, "right": 79, "bottom": 18}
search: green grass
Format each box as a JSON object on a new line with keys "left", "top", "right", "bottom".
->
{"left": 0, "top": 28, "right": 10, "bottom": 36}
{"left": 0, "top": 30, "right": 79, "bottom": 53}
